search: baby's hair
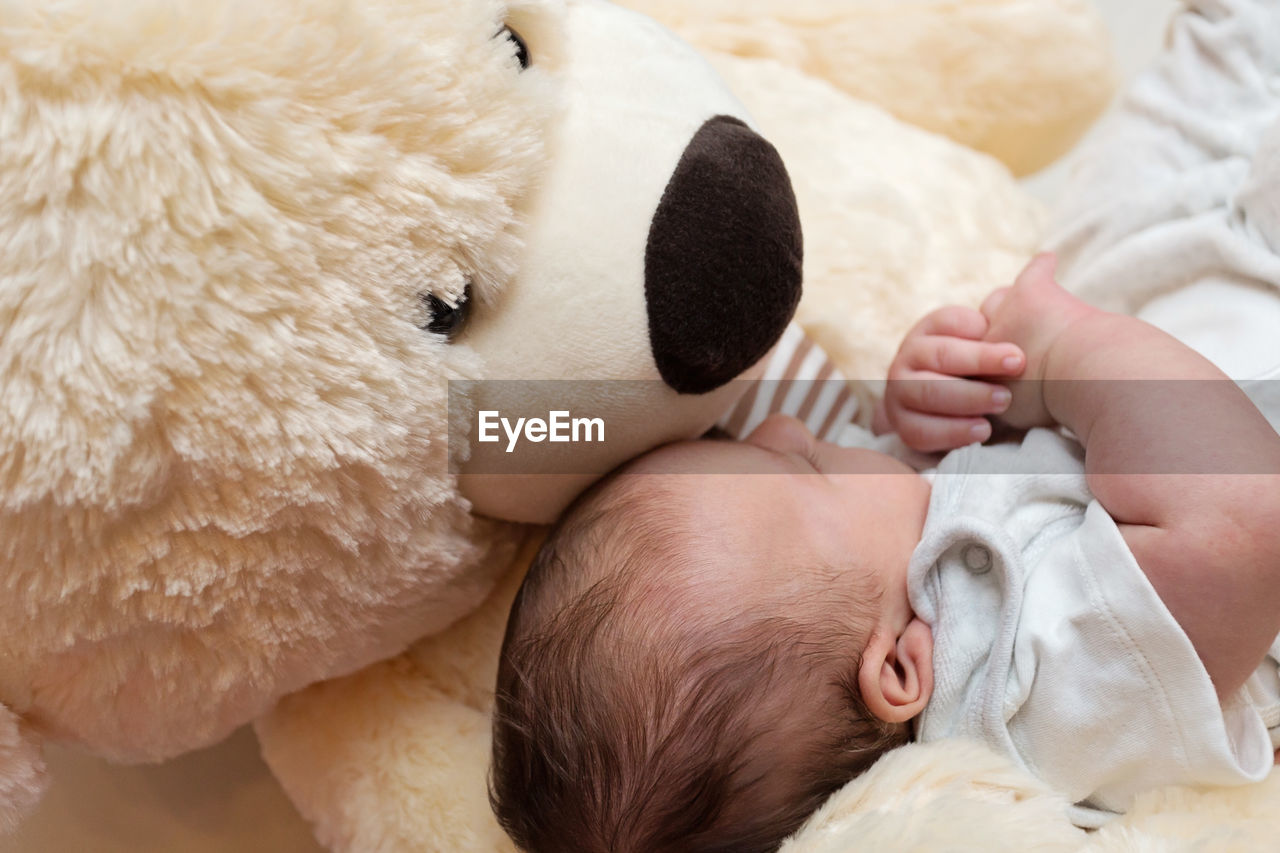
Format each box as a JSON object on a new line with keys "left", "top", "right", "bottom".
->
{"left": 490, "top": 473, "right": 909, "bottom": 853}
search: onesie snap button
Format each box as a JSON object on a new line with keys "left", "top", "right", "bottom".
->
{"left": 962, "top": 543, "right": 993, "bottom": 574}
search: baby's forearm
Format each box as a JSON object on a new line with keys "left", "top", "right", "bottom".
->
{"left": 1042, "top": 313, "right": 1280, "bottom": 695}
{"left": 1043, "top": 314, "right": 1278, "bottom": 523}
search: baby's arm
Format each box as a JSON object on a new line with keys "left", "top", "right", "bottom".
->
{"left": 985, "top": 256, "right": 1280, "bottom": 699}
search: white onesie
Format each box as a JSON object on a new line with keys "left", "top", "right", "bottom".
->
{"left": 905, "top": 425, "right": 1280, "bottom": 828}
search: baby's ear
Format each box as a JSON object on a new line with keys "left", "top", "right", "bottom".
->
{"left": 858, "top": 619, "right": 933, "bottom": 725}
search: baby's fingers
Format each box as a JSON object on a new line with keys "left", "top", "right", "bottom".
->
{"left": 891, "top": 409, "right": 992, "bottom": 453}
{"left": 890, "top": 375, "right": 1013, "bottom": 418}
{"left": 902, "top": 336, "right": 1025, "bottom": 377}
{"left": 916, "top": 306, "right": 989, "bottom": 340}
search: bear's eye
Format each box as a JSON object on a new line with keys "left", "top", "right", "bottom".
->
{"left": 419, "top": 283, "right": 472, "bottom": 341}
{"left": 499, "top": 25, "right": 531, "bottom": 71}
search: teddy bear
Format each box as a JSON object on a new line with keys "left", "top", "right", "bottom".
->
{"left": 0, "top": 0, "right": 807, "bottom": 833}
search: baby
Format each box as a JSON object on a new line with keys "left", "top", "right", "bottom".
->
{"left": 489, "top": 255, "right": 1280, "bottom": 852}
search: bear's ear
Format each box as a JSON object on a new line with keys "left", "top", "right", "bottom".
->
{"left": 0, "top": 703, "right": 47, "bottom": 835}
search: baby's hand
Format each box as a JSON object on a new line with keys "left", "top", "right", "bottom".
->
{"left": 978, "top": 253, "right": 1099, "bottom": 429}
{"left": 882, "top": 304, "right": 1026, "bottom": 452}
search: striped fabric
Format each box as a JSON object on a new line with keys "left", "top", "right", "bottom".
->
{"left": 717, "top": 323, "right": 861, "bottom": 442}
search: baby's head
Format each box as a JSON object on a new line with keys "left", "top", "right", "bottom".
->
{"left": 490, "top": 415, "right": 934, "bottom": 853}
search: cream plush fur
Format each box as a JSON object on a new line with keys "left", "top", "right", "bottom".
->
{"left": 614, "top": 0, "right": 1118, "bottom": 177}
{"left": 779, "top": 739, "right": 1280, "bottom": 853}
{"left": 0, "top": 0, "right": 787, "bottom": 835}
{"left": 0, "top": 0, "right": 554, "bottom": 828}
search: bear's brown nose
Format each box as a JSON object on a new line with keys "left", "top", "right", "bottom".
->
{"left": 644, "top": 115, "right": 803, "bottom": 395}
